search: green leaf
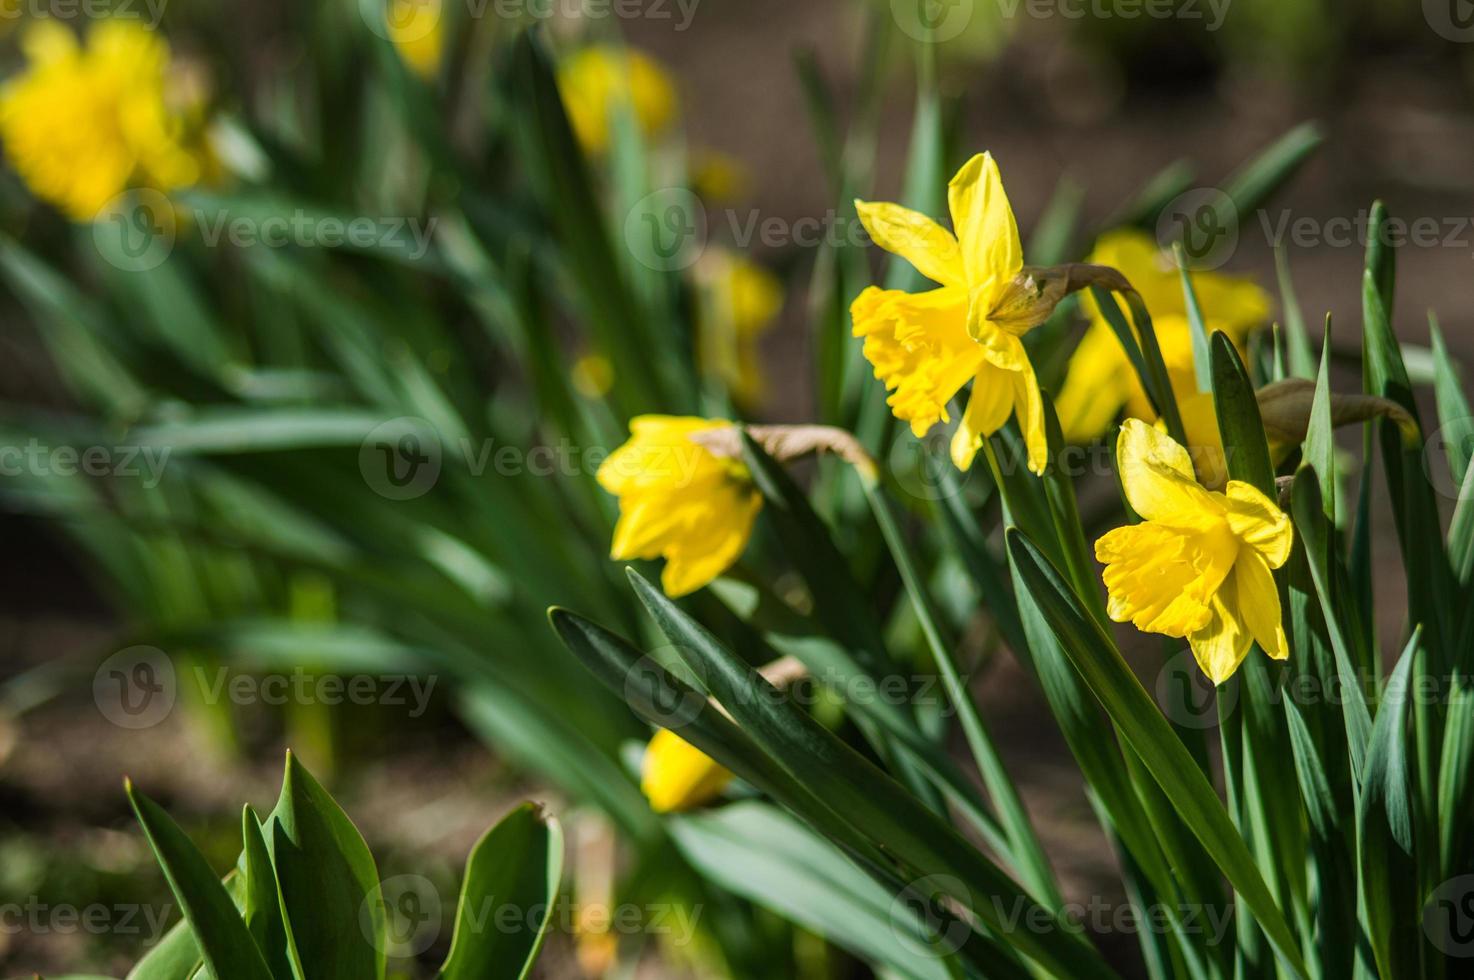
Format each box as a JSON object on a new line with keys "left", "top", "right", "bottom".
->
{"left": 239, "top": 807, "right": 293, "bottom": 980}
{"left": 1175, "top": 245, "right": 1214, "bottom": 395}
{"left": 1004, "top": 530, "right": 1308, "bottom": 980}
{"left": 670, "top": 802, "right": 956, "bottom": 980}
{"left": 1221, "top": 123, "right": 1323, "bottom": 219}
{"left": 1437, "top": 679, "right": 1474, "bottom": 879}
{"left": 1429, "top": 312, "right": 1474, "bottom": 487}
{"left": 1357, "top": 629, "right": 1422, "bottom": 980}
{"left": 1304, "top": 325, "right": 1336, "bottom": 519}
{"left": 126, "top": 781, "right": 275, "bottom": 980}
{"left": 1210, "top": 332, "right": 1275, "bottom": 494}
{"left": 269, "top": 751, "right": 385, "bottom": 980}
{"left": 1289, "top": 468, "right": 1374, "bottom": 784}
{"left": 623, "top": 570, "right": 1120, "bottom": 980}
{"left": 1274, "top": 247, "right": 1315, "bottom": 381}
{"left": 507, "top": 29, "right": 669, "bottom": 416}
{"left": 439, "top": 804, "right": 563, "bottom": 980}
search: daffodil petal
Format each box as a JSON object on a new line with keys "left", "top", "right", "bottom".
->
{"left": 1011, "top": 357, "right": 1048, "bottom": 476}
{"left": 1189, "top": 592, "right": 1254, "bottom": 686}
{"left": 950, "top": 362, "right": 1014, "bottom": 470}
{"left": 1231, "top": 550, "right": 1288, "bottom": 660}
{"left": 948, "top": 152, "right": 1022, "bottom": 289}
{"left": 660, "top": 487, "right": 761, "bottom": 597}
{"left": 850, "top": 285, "right": 983, "bottom": 436}
{"left": 855, "top": 200, "right": 966, "bottom": 288}
{"left": 1116, "top": 418, "right": 1221, "bottom": 524}
{"left": 968, "top": 307, "right": 1030, "bottom": 369}
{"left": 1223, "top": 481, "right": 1294, "bottom": 567}
{"left": 641, "top": 730, "right": 733, "bottom": 812}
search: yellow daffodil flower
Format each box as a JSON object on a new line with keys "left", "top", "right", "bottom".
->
{"left": 851, "top": 153, "right": 1048, "bottom": 475}
{"left": 697, "top": 249, "right": 783, "bottom": 407}
{"left": 641, "top": 729, "right": 733, "bottom": 813}
{"left": 1055, "top": 229, "right": 1270, "bottom": 482}
{"left": 1096, "top": 419, "right": 1294, "bottom": 685}
{"left": 386, "top": 0, "right": 444, "bottom": 79}
{"left": 557, "top": 46, "right": 676, "bottom": 157}
{"left": 597, "top": 416, "right": 760, "bottom": 597}
{"left": 0, "top": 19, "right": 206, "bottom": 220}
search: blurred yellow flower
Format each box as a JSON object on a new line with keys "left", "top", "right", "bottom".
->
{"left": 1055, "top": 229, "right": 1271, "bottom": 483}
{"left": 596, "top": 416, "right": 760, "bottom": 597}
{"left": 0, "top": 19, "right": 205, "bottom": 220}
{"left": 1096, "top": 419, "right": 1293, "bottom": 685}
{"left": 557, "top": 46, "right": 676, "bottom": 157}
{"left": 641, "top": 729, "right": 733, "bottom": 813}
{"left": 386, "top": 0, "right": 443, "bottom": 78}
{"left": 851, "top": 153, "right": 1047, "bottom": 475}
{"left": 571, "top": 352, "right": 615, "bottom": 399}
{"left": 697, "top": 249, "right": 783, "bottom": 407}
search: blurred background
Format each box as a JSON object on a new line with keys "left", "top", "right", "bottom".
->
{"left": 2, "top": 0, "right": 1473, "bottom": 976}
